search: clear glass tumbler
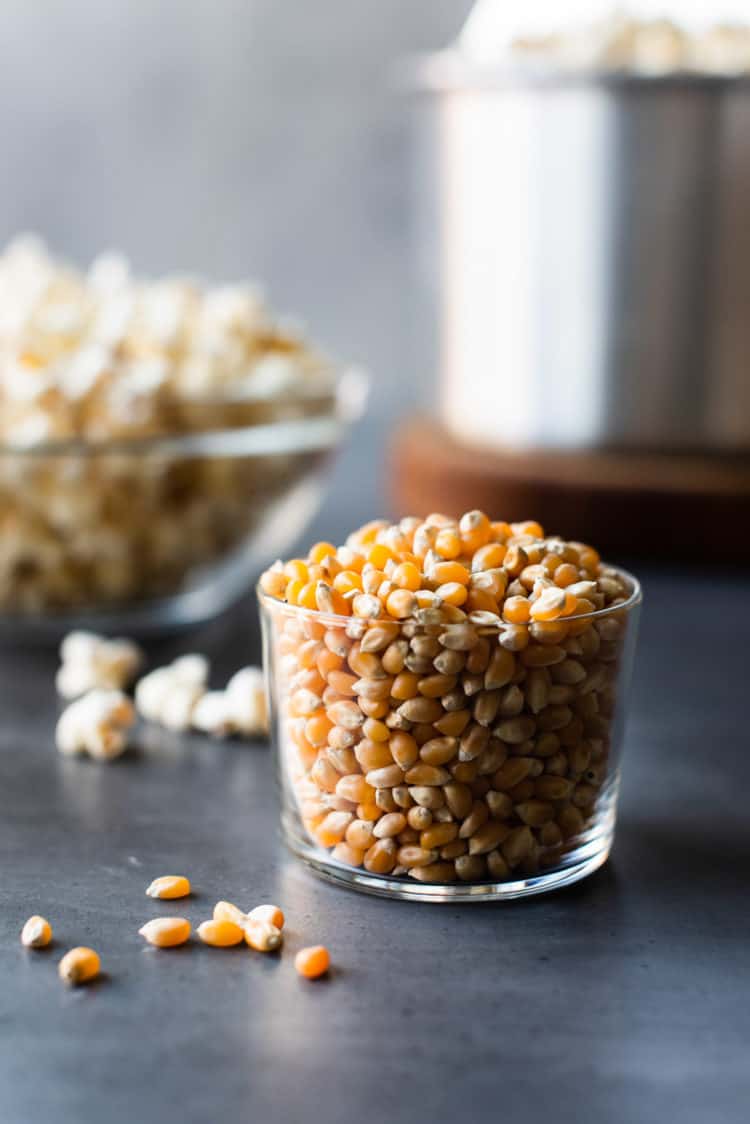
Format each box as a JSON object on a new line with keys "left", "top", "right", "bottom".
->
{"left": 260, "top": 568, "right": 641, "bottom": 902}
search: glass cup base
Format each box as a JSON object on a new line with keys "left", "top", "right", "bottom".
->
{"left": 281, "top": 800, "right": 616, "bottom": 903}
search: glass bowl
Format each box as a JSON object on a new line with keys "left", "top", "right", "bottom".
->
{"left": 0, "top": 370, "right": 367, "bottom": 640}
{"left": 259, "top": 567, "right": 642, "bottom": 902}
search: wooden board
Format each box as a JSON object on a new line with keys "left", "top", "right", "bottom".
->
{"left": 389, "top": 418, "right": 750, "bottom": 562}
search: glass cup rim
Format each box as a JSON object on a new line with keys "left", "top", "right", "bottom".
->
{"left": 257, "top": 562, "right": 642, "bottom": 630}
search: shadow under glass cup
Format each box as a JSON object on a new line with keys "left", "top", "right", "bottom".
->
{"left": 259, "top": 567, "right": 642, "bottom": 903}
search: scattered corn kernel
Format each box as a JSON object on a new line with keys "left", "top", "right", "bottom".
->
{"left": 247, "top": 904, "right": 285, "bottom": 930}
{"left": 295, "top": 945, "right": 330, "bottom": 979}
{"left": 197, "top": 920, "right": 245, "bottom": 947}
{"left": 20, "top": 915, "right": 52, "bottom": 949}
{"left": 244, "top": 918, "right": 283, "bottom": 953}
{"left": 213, "top": 901, "right": 248, "bottom": 926}
{"left": 58, "top": 946, "right": 100, "bottom": 986}
{"left": 138, "top": 918, "right": 191, "bottom": 948}
{"left": 146, "top": 875, "right": 191, "bottom": 900}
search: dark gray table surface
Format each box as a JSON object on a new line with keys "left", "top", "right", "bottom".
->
{"left": 1, "top": 533, "right": 749, "bottom": 1124}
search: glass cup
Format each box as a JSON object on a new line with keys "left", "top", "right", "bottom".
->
{"left": 260, "top": 567, "right": 641, "bottom": 902}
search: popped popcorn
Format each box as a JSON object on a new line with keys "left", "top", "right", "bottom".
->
{"left": 55, "top": 689, "right": 135, "bottom": 761}
{"left": 0, "top": 237, "right": 342, "bottom": 614}
{"left": 134, "top": 654, "right": 209, "bottom": 730}
{"left": 192, "top": 666, "right": 267, "bottom": 739}
{"left": 0, "top": 237, "right": 335, "bottom": 444}
{"left": 56, "top": 630, "right": 143, "bottom": 699}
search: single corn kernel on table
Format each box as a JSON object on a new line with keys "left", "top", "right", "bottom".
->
{"left": 0, "top": 549, "right": 749, "bottom": 1124}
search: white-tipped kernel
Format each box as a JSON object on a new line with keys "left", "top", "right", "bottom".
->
{"left": 138, "top": 917, "right": 191, "bottom": 948}
{"left": 21, "top": 915, "right": 53, "bottom": 948}
{"left": 146, "top": 875, "right": 191, "bottom": 900}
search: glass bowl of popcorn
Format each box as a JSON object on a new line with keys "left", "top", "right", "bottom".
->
{"left": 0, "top": 238, "right": 367, "bottom": 638}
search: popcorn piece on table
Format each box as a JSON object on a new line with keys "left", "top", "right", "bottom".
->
{"left": 191, "top": 691, "right": 235, "bottom": 738}
{"left": 55, "top": 689, "right": 135, "bottom": 761}
{"left": 134, "top": 654, "right": 209, "bottom": 731}
{"left": 56, "top": 630, "right": 143, "bottom": 699}
{"left": 225, "top": 667, "right": 267, "bottom": 735}
{"left": 191, "top": 666, "right": 267, "bottom": 739}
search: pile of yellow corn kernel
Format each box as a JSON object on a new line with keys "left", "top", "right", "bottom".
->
{"left": 260, "top": 511, "right": 633, "bottom": 884}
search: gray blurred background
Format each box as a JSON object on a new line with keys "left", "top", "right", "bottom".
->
{"left": 0, "top": 1, "right": 473, "bottom": 533}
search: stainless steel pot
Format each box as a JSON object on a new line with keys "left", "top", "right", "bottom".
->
{"left": 416, "top": 53, "right": 750, "bottom": 451}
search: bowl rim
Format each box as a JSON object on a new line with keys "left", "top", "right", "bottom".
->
{"left": 0, "top": 367, "right": 368, "bottom": 459}
{"left": 257, "top": 562, "right": 643, "bottom": 629}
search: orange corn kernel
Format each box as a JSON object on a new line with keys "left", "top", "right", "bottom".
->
{"left": 513, "top": 520, "right": 544, "bottom": 538}
{"left": 316, "top": 647, "right": 343, "bottom": 677}
{"left": 471, "top": 543, "right": 506, "bottom": 571}
{"left": 391, "top": 561, "right": 421, "bottom": 591}
{"left": 248, "top": 904, "right": 285, "bottom": 930}
{"left": 561, "top": 590, "right": 580, "bottom": 616}
{"left": 309, "top": 541, "right": 337, "bottom": 564}
{"left": 335, "top": 775, "right": 374, "bottom": 805}
{"left": 435, "top": 527, "right": 462, "bottom": 559}
{"left": 314, "top": 582, "right": 349, "bottom": 616}
{"left": 295, "top": 945, "right": 330, "bottom": 979}
{"left": 490, "top": 520, "right": 512, "bottom": 541}
{"left": 530, "top": 587, "right": 567, "bottom": 622}
{"left": 296, "top": 582, "right": 318, "bottom": 610}
{"left": 285, "top": 579, "right": 305, "bottom": 606}
{"left": 503, "top": 596, "right": 531, "bottom": 624}
{"left": 459, "top": 509, "right": 492, "bottom": 551}
{"left": 553, "top": 562, "right": 580, "bottom": 587}
{"left": 305, "top": 712, "right": 334, "bottom": 746}
{"left": 385, "top": 589, "right": 418, "bottom": 619}
{"left": 284, "top": 559, "right": 309, "bottom": 582}
{"left": 430, "top": 561, "right": 471, "bottom": 586}
{"left": 577, "top": 545, "right": 600, "bottom": 571}
{"left": 333, "top": 570, "right": 363, "bottom": 596}
{"left": 351, "top": 520, "right": 389, "bottom": 546}
{"left": 260, "top": 569, "right": 288, "bottom": 598}
{"left": 58, "top": 946, "right": 100, "bottom": 985}
{"left": 357, "top": 801, "right": 382, "bottom": 822}
{"left": 390, "top": 671, "right": 420, "bottom": 701}
{"left": 197, "top": 920, "right": 245, "bottom": 947}
{"left": 366, "top": 543, "right": 396, "bottom": 570}
{"left": 466, "top": 589, "right": 500, "bottom": 614}
{"left": 434, "top": 581, "right": 468, "bottom": 607}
